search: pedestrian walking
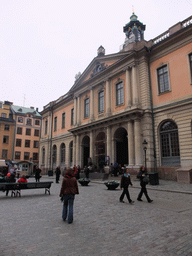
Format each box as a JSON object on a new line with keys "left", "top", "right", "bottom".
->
{"left": 55, "top": 166, "right": 61, "bottom": 183}
{"left": 59, "top": 168, "right": 79, "bottom": 224}
{"left": 119, "top": 169, "right": 134, "bottom": 204}
{"left": 137, "top": 166, "right": 153, "bottom": 203}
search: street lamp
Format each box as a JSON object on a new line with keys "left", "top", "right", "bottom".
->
{"left": 143, "top": 139, "right": 148, "bottom": 168}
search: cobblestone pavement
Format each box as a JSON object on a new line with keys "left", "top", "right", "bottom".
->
{"left": 0, "top": 176, "right": 192, "bottom": 256}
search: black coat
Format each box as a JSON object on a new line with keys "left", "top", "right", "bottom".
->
{"left": 120, "top": 174, "right": 132, "bottom": 189}
{"left": 137, "top": 170, "right": 148, "bottom": 186}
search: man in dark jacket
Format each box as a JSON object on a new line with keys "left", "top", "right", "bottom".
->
{"left": 59, "top": 168, "right": 79, "bottom": 224}
{"left": 55, "top": 166, "right": 61, "bottom": 183}
{"left": 119, "top": 169, "right": 134, "bottom": 204}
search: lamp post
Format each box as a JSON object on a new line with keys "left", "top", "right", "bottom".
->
{"left": 143, "top": 139, "right": 148, "bottom": 169}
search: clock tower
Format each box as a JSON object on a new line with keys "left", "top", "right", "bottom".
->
{"left": 123, "top": 12, "right": 146, "bottom": 45}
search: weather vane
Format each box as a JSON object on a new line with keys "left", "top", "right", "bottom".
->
{"left": 132, "top": 5, "right": 134, "bottom": 14}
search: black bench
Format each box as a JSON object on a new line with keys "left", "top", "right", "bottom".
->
{"left": 0, "top": 182, "right": 53, "bottom": 197}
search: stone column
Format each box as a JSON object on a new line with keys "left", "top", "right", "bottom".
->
{"left": 90, "top": 130, "right": 93, "bottom": 161}
{"left": 128, "top": 120, "right": 134, "bottom": 166}
{"left": 106, "top": 126, "right": 112, "bottom": 164}
{"left": 90, "top": 89, "right": 94, "bottom": 121}
{"left": 126, "top": 69, "right": 132, "bottom": 108}
{"left": 76, "top": 135, "right": 80, "bottom": 166}
{"left": 65, "top": 142, "right": 70, "bottom": 168}
{"left": 132, "top": 65, "right": 139, "bottom": 106}
{"left": 106, "top": 80, "right": 111, "bottom": 115}
{"left": 73, "top": 135, "right": 76, "bottom": 165}
{"left": 77, "top": 96, "right": 81, "bottom": 125}
{"left": 134, "top": 119, "right": 142, "bottom": 166}
{"left": 74, "top": 97, "right": 77, "bottom": 126}
{"left": 111, "top": 138, "right": 115, "bottom": 165}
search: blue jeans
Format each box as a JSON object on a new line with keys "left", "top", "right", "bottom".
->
{"left": 62, "top": 194, "right": 75, "bottom": 223}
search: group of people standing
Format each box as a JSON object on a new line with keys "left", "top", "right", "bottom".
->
{"left": 119, "top": 166, "right": 153, "bottom": 204}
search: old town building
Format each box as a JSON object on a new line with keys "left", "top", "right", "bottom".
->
{"left": 11, "top": 105, "right": 41, "bottom": 171}
{"left": 39, "top": 13, "right": 192, "bottom": 181}
{"left": 0, "top": 101, "right": 15, "bottom": 161}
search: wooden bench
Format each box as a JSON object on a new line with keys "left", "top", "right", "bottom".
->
{"left": 0, "top": 182, "right": 53, "bottom": 197}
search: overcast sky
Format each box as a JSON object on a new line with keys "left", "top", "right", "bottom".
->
{"left": 1, "top": 0, "right": 192, "bottom": 112}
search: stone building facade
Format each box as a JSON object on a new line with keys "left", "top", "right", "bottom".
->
{"left": 39, "top": 13, "right": 192, "bottom": 180}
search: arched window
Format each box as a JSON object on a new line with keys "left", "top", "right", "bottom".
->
{"left": 42, "top": 147, "right": 45, "bottom": 164}
{"left": 160, "top": 121, "right": 180, "bottom": 166}
{"left": 52, "top": 145, "right": 57, "bottom": 164}
{"left": 60, "top": 143, "right": 65, "bottom": 163}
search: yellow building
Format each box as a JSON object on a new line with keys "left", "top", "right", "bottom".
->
{"left": 0, "top": 101, "right": 15, "bottom": 161}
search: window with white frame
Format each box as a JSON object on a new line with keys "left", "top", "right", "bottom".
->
{"left": 2, "top": 149, "right": 8, "bottom": 159}
{"left": 71, "top": 108, "right": 74, "bottom": 126}
{"left": 157, "top": 65, "right": 170, "bottom": 94}
{"left": 60, "top": 143, "right": 65, "bottom": 163}
{"left": 189, "top": 53, "right": 192, "bottom": 82}
{"left": 45, "top": 119, "right": 48, "bottom": 135}
{"left": 116, "top": 82, "right": 124, "bottom": 106}
{"left": 84, "top": 98, "right": 89, "bottom": 118}
{"left": 42, "top": 147, "right": 45, "bottom": 164}
{"left": 54, "top": 116, "right": 57, "bottom": 131}
{"left": 98, "top": 91, "right": 104, "bottom": 113}
{"left": 62, "top": 113, "right": 65, "bottom": 129}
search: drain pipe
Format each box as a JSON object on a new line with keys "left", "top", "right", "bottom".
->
{"left": 147, "top": 47, "right": 157, "bottom": 172}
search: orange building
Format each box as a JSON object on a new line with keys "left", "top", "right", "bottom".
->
{"left": 39, "top": 13, "right": 192, "bottom": 181}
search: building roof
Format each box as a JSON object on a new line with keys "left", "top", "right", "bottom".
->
{"left": 11, "top": 105, "right": 41, "bottom": 117}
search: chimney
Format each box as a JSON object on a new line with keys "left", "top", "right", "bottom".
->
{"left": 30, "top": 106, "right": 34, "bottom": 109}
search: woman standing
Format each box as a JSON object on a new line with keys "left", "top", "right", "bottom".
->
{"left": 137, "top": 166, "right": 153, "bottom": 203}
{"left": 59, "top": 168, "right": 79, "bottom": 224}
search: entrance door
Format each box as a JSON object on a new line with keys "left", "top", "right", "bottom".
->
{"left": 115, "top": 128, "right": 128, "bottom": 166}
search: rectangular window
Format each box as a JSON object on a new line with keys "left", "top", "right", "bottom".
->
{"left": 35, "top": 119, "right": 40, "bottom": 125}
{"left": 157, "top": 65, "right": 170, "bottom": 94}
{"left": 54, "top": 116, "right": 57, "bottom": 131}
{"left": 45, "top": 119, "right": 48, "bottom": 135}
{"left": 25, "top": 140, "right": 30, "bottom": 148}
{"left": 34, "top": 129, "right": 39, "bottom": 136}
{"left": 4, "top": 124, "right": 10, "bottom": 131}
{"left": 84, "top": 98, "right": 90, "bottom": 118}
{"left": 71, "top": 108, "right": 74, "bottom": 126}
{"left": 116, "top": 82, "right": 124, "bottom": 106}
{"left": 1, "top": 113, "right": 7, "bottom": 118}
{"left": 33, "top": 153, "right": 38, "bottom": 161}
{"left": 24, "top": 152, "right": 30, "bottom": 160}
{"left": 3, "top": 136, "right": 9, "bottom": 144}
{"left": 18, "top": 117, "right": 23, "bottom": 123}
{"left": 15, "top": 151, "right": 21, "bottom": 160}
{"left": 17, "top": 127, "right": 22, "bottom": 135}
{"left": 16, "top": 139, "right": 22, "bottom": 147}
{"left": 26, "top": 128, "right": 31, "bottom": 136}
{"left": 33, "top": 141, "right": 39, "bottom": 148}
{"left": 62, "top": 113, "right": 65, "bottom": 128}
{"left": 2, "top": 149, "right": 8, "bottom": 159}
{"left": 189, "top": 53, "right": 192, "bottom": 82}
{"left": 26, "top": 118, "right": 32, "bottom": 125}
{"left": 98, "top": 91, "right": 104, "bottom": 113}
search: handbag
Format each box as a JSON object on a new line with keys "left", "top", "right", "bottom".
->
{"left": 143, "top": 176, "right": 149, "bottom": 184}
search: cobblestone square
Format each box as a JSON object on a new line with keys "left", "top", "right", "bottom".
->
{"left": 0, "top": 177, "right": 192, "bottom": 256}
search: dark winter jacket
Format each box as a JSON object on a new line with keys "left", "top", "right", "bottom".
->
{"left": 59, "top": 169, "right": 79, "bottom": 196}
{"left": 120, "top": 174, "right": 132, "bottom": 189}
